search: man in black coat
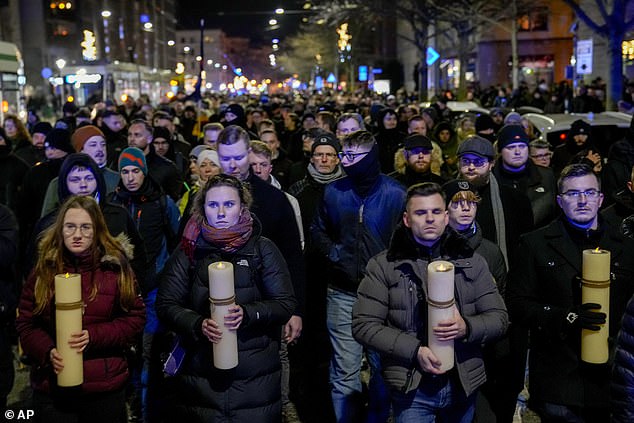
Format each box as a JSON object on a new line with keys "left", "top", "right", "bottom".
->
{"left": 217, "top": 125, "right": 305, "bottom": 343}
{"left": 389, "top": 134, "right": 446, "bottom": 188}
{"left": 492, "top": 124, "right": 558, "bottom": 229}
{"left": 507, "top": 163, "right": 634, "bottom": 422}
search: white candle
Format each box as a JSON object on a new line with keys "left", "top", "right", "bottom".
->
{"left": 427, "top": 261, "right": 455, "bottom": 373}
{"left": 54, "top": 273, "right": 83, "bottom": 387}
{"left": 208, "top": 261, "right": 238, "bottom": 369}
{"left": 581, "top": 249, "right": 611, "bottom": 364}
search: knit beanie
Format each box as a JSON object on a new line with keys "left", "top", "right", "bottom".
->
{"left": 118, "top": 147, "right": 148, "bottom": 175}
{"left": 32, "top": 121, "right": 53, "bottom": 136}
{"left": 71, "top": 125, "right": 105, "bottom": 152}
{"left": 197, "top": 149, "right": 220, "bottom": 168}
{"left": 496, "top": 124, "right": 529, "bottom": 151}
{"left": 44, "top": 128, "right": 74, "bottom": 154}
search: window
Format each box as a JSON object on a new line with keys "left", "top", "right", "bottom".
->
{"left": 518, "top": 7, "right": 548, "bottom": 32}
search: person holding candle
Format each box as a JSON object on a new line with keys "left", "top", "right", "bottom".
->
{"left": 352, "top": 182, "right": 508, "bottom": 423}
{"left": 16, "top": 195, "right": 146, "bottom": 423}
{"left": 507, "top": 163, "right": 634, "bottom": 422}
{"left": 156, "top": 174, "right": 297, "bottom": 422}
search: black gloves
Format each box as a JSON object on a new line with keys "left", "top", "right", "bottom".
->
{"left": 565, "top": 303, "right": 606, "bottom": 331}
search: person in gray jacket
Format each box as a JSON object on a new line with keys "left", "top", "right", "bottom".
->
{"left": 352, "top": 182, "right": 508, "bottom": 423}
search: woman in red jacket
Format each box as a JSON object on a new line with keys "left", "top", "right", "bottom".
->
{"left": 16, "top": 195, "right": 145, "bottom": 423}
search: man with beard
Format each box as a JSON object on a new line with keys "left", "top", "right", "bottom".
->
{"left": 100, "top": 110, "right": 128, "bottom": 169}
{"left": 389, "top": 134, "right": 445, "bottom": 187}
{"left": 311, "top": 131, "right": 406, "bottom": 422}
{"left": 552, "top": 119, "right": 595, "bottom": 177}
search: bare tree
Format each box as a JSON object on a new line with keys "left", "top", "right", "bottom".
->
{"left": 277, "top": 24, "right": 338, "bottom": 82}
{"left": 562, "top": 0, "right": 634, "bottom": 110}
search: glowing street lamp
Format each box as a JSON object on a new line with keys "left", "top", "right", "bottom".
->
{"left": 275, "top": 8, "right": 285, "bottom": 14}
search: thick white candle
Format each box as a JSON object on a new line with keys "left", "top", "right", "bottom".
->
{"left": 581, "top": 249, "right": 611, "bottom": 364}
{"left": 427, "top": 261, "right": 455, "bottom": 373}
{"left": 208, "top": 261, "right": 238, "bottom": 369}
{"left": 54, "top": 273, "right": 83, "bottom": 386}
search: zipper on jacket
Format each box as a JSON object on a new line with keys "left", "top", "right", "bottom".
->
{"left": 402, "top": 369, "right": 413, "bottom": 392}
{"left": 355, "top": 202, "right": 365, "bottom": 282}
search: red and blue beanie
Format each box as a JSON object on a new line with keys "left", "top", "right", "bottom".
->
{"left": 118, "top": 147, "right": 147, "bottom": 175}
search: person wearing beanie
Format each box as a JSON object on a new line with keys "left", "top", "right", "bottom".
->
{"left": 312, "top": 130, "right": 405, "bottom": 422}
{"left": 153, "top": 110, "right": 193, "bottom": 157}
{"left": 493, "top": 124, "right": 558, "bottom": 228}
{"left": 127, "top": 119, "right": 183, "bottom": 202}
{"left": 176, "top": 148, "right": 220, "bottom": 228}
{"left": 110, "top": 146, "right": 180, "bottom": 421}
{"left": 441, "top": 178, "right": 510, "bottom": 423}
{"left": 153, "top": 125, "right": 188, "bottom": 178}
{"left": 31, "top": 121, "right": 53, "bottom": 150}
{"left": 389, "top": 134, "right": 446, "bottom": 187}
{"left": 475, "top": 114, "right": 497, "bottom": 143}
{"left": 551, "top": 119, "right": 597, "bottom": 177}
{"left": 40, "top": 125, "right": 119, "bottom": 218}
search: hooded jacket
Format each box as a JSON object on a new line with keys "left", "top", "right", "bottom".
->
{"left": 374, "top": 108, "right": 406, "bottom": 174}
{"left": 27, "top": 154, "right": 148, "bottom": 293}
{"left": 16, "top": 241, "right": 146, "bottom": 395}
{"left": 352, "top": 225, "right": 508, "bottom": 397}
{"left": 155, "top": 217, "right": 296, "bottom": 422}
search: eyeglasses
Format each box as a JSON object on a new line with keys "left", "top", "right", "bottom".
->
{"left": 530, "top": 153, "right": 552, "bottom": 159}
{"left": 62, "top": 223, "right": 94, "bottom": 237}
{"left": 459, "top": 157, "right": 489, "bottom": 168}
{"left": 559, "top": 189, "right": 601, "bottom": 200}
{"left": 312, "top": 152, "right": 338, "bottom": 159}
{"left": 338, "top": 151, "right": 369, "bottom": 161}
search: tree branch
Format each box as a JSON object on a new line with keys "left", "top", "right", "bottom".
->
{"left": 562, "top": 0, "right": 606, "bottom": 34}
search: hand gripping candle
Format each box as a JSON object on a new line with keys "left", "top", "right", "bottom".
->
{"left": 427, "top": 261, "right": 455, "bottom": 372}
{"left": 581, "top": 248, "right": 611, "bottom": 363}
{"left": 54, "top": 273, "right": 83, "bottom": 386}
{"left": 208, "top": 261, "right": 238, "bottom": 369}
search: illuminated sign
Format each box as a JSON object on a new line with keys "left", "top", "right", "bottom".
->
{"left": 64, "top": 73, "right": 102, "bottom": 84}
{"left": 81, "top": 30, "right": 97, "bottom": 61}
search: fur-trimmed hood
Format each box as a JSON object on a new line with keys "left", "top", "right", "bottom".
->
{"left": 386, "top": 222, "right": 474, "bottom": 262}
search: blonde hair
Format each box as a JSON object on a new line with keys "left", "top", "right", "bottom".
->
{"left": 33, "top": 196, "right": 138, "bottom": 314}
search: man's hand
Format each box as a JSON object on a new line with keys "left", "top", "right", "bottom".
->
{"left": 284, "top": 315, "right": 302, "bottom": 344}
{"left": 417, "top": 346, "right": 444, "bottom": 375}
{"left": 433, "top": 305, "right": 467, "bottom": 341}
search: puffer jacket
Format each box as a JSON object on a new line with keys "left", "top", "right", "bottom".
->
{"left": 155, "top": 217, "right": 296, "bottom": 423}
{"left": 311, "top": 174, "right": 406, "bottom": 294}
{"left": 612, "top": 292, "right": 634, "bottom": 423}
{"left": 16, "top": 247, "right": 146, "bottom": 394}
{"left": 352, "top": 224, "right": 508, "bottom": 397}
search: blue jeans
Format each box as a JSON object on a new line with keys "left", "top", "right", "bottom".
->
{"left": 327, "top": 287, "right": 390, "bottom": 423}
{"left": 391, "top": 374, "right": 475, "bottom": 423}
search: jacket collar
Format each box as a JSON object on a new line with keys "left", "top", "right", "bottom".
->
{"left": 386, "top": 223, "right": 474, "bottom": 262}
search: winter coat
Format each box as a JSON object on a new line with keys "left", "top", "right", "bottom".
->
{"left": 13, "top": 138, "right": 45, "bottom": 167}
{"left": 145, "top": 146, "right": 184, "bottom": 202}
{"left": 311, "top": 174, "right": 406, "bottom": 294}
{"left": 506, "top": 217, "right": 634, "bottom": 407}
{"left": 603, "top": 137, "right": 634, "bottom": 205}
{"left": 389, "top": 167, "right": 446, "bottom": 189}
{"left": 352, "top": 224, "right": 508, "bottom": 397}
{"left": 612, "top": 292, "right": 634, "bottom": 423}
{"left": 601, "top": 189, "right": 634, "bottom": 233}
{"left": 492, "top": 159, "right": 558, "bottom": 229}
{"left": 155, "top": 218, "right": 296, "bottom": 423}
{"left": 16, "top": 247, "right": 146, "bottom": 394}
{"left": 374, "top": 109, "right": 406, "bottom": 174}
{"left": 109, "top": 176, "right": 180, "bottom": 289}
{"left": 0, "top": 205, "right": 18, "bottom": 325}
{"left": 247, "top": 172, "right": 306, "bottom": 316}
{"left": 0, "top": 146, "right": 29, "bottom": 214}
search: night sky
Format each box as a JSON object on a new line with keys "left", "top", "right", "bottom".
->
{"left": 176, "top": 0, "right": 307, "bottom": 46}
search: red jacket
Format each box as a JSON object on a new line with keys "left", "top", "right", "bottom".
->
{"left": 16, "top": 251, "right": 145, "bottom": 394}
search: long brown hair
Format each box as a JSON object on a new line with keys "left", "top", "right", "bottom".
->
{"left": 33, "top": 196, "right": 137, "bottom": 314}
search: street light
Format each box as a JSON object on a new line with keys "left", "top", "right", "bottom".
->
{"left": 275, "top": 8, "right": 285, "bottom": 14}
{"left": 55, "top": 59, "right": 66, "bottom": 112}
{"left": 269, "top": 19, "right": 278, "bottom": 26}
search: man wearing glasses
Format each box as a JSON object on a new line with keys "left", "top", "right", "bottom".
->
{"left": 507, "top": 163, "right": 634, "bottom": 422}
{"left": 311, "top": 130, "right": 406, "bottom": 422}
{"left": 529, "top": 139, "right": 553, "bottom": 168}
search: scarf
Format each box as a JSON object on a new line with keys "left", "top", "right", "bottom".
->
{"left": 344, "top": 143, "right": 381, "bottom": 198}
{"left": 488, "top": 173, "right": 508, "bottom": 268}
{"left": 182, "top": 208, "right": 253, "bottom": 256}
{"left": 307, "top": 163, "right": 345, "bottom": 185}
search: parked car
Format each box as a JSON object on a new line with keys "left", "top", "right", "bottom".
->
{"left": 523, "top": 112, "right": 632, "bottom": 156}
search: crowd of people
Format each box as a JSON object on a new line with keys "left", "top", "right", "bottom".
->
{"left": 1, "top": 86, "right": 634, "bottom": 423}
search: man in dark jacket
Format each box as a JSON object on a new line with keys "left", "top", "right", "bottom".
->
{"left": 551, "top": 119, "right": 595, "bottom": 177}
{"left": 217, "top": 125, "right": 306, "bottom": 347}
{"left": 389, "top": 134, "right": 446, "bottom": 188}
{"left": 507, "top": 163, "right": 634, "bottom": 422}
{"left": 0, "top": 204, "right": 18, "bottom": 414}
{"left": 127, "top": 119, "right": 183, "bottom": 202}
{"left": 601, "top": 165, "right": 634, "bottom": 234}
{"left": 100, "top": 110, "right": 128, "bottom": 169}
{"left": 0, "top": 127, "right": 29, "bottom": 215}
{"left": 311, "top": 130, "right": 406, "bottom": 422}
{"left": 352, "top": 182, "right": 508, "bottom": 422}
{"left": 492, "top": 124, "right": 558, "bottom": 229}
